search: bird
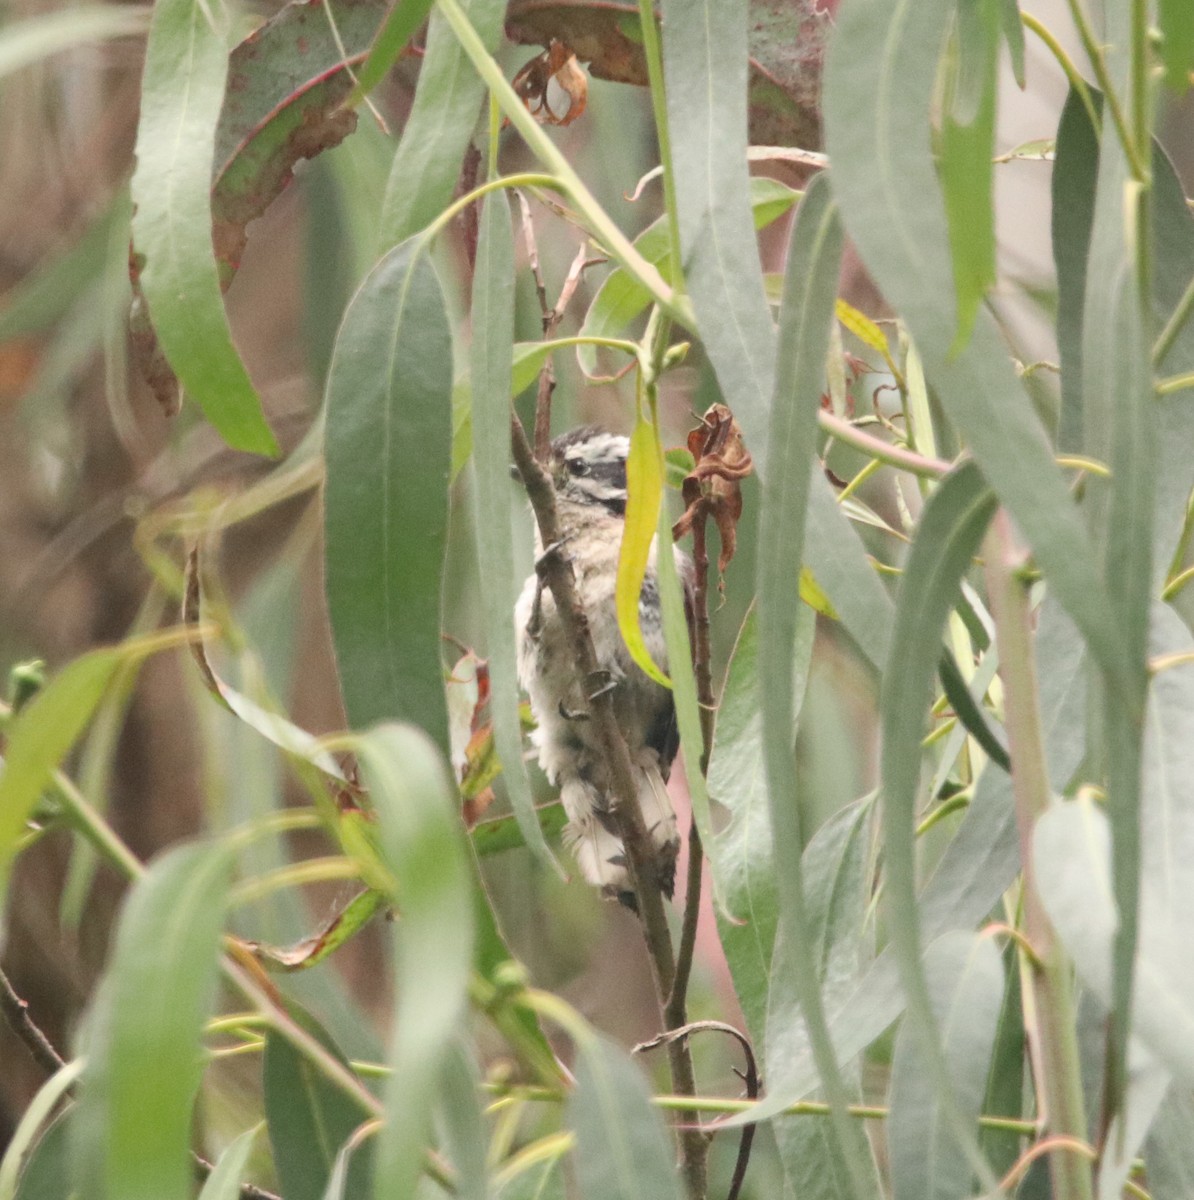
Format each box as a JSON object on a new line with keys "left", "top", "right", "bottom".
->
{"left": 514, "top": 426, "right": 692, "bottom": 907}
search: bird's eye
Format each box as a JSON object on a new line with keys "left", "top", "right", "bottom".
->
{"left": 568, "top": 459, "right": 591, "bottom": 477}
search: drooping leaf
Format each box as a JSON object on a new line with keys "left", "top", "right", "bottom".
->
{"left": 74, "top": 841, "right": 233, "bottom": 1200}
{"left": 469, "top": 190, "right": 556, "bottom": 870}
{"left": 324, "top": 239, "right": 453, "bottom": 750}
{"left": 939, "top": 0, "right": 1000, "bottom": 348}
{"left": 130, "top": 0, "right": 277, "bottom": 455}
{"left": 11, "top": 1109, "right": 72, "bottom": 1200}
{"left": 378, "top": 0, "right": 504, "bottom": 248}
{"left": 708, "top": 604, "right": 812, "bottom": 1048}
{"left": 1051, "top": 88, "right": 1101, "bottom": 452}
{"left": 435, "top": 1042, "right": 490, "bottom": 1200}
{"left": 888, "top": 933, "right": 1003, "bottom": 1200}
{"left": 754, "top": 173, "right": 873, "bottom": 1192}
{"left": 567, "top": 1034, "right": 684, "bottom": 1200}
{"left": 997, "top": 0, "right": 1026, "bottom": 87}
{"left": 979, "top": 943, "right": 1025, "bottom": 1179}
{"left": 264, "top": 1005, "right": 373, "bottom": 1200}
{"left": 616, "top": 408, "right": 669, "bottom": 686}
{"left": 196, "top": 1126, "right": 260, "bottom": 1200}
{"left": 1080, "top": 53, "right": 1154, "bottom": 1106}
{"left": 353, "top": 725, "right": 473, "bottom": 1200}
{"left": 246, "top": 889, "right": 386, "bottom": 972}
{"left": 0, "top": 1062, "right": 84, "bottom": 1200}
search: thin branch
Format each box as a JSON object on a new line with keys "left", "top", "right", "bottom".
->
{"left": 510, "top": 415, "right": 713, "bottom": 1194}
{"left": 636, "top": 1022, "right": 758, "bottom": 1200}
{"left": 1, "top": 966, "right": 66, "bottom": 1074}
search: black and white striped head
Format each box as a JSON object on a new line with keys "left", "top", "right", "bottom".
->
{"left": 551, "top": 427, "right": 629, "bottom": 515}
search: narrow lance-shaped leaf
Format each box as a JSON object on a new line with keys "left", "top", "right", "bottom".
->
{"left": 877, "top": 461, "right": 998, "bottom": 1190}
{"left": 351, "top": 0, "right": 435, "bottom": 101}
{"left": 940, "top": 0, "right": 999, "bottom": 348}
{"left": 567, "top": 1033, "right": 684, "bottom": 1200}
{"left": 1051, "top": 88, "right": 1102, "bottom": 451}
{"left": 1080, "top": 43, "right": 1154, "bottom": 1106}
{"left": 1159, "top": 0, "right": 1194, "bottom": 93}
{"left": 354, "top": 725, "right": 473, "bottom": 1200}
{"left": 378, "top": 0, "right": 504, "bottom": 249}
{"left": 324, "top": 239, "right": 453, "bottom": 751}
{"left": 73, "top": 841, "right": 233, "bottom": 1200}
{"left": 755, "top": 174, "right": 873, "bottom": 1193}
{"left": 196, "top": 1126, "right": 260, "bottom": 1200}
{"left": 470, "top": 190, "right": 557, "bottom": 869}
{"left": 660, "top": 0, "right": 778, "bottom": 475}
{"left": 263, "top": 1005, "right": 373, "bottom": 1200}
{"left": 130, "top": 0, "right": 277, "bottom": 455}
{"left": 616, "top": 406, "right": 670, "bottom": 687}
{"left": 888, "top": 933, "right": 1003, "bottom": 1200}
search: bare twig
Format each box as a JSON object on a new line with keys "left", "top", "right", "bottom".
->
{"left": 636, "top": 1021, "right": 759, "bottom": 1200}
{"left": 518, "top": 193, "right": 593, "bottom": 463}
{"left": 1, "top": 966, "right": 65, "bottom": 1074}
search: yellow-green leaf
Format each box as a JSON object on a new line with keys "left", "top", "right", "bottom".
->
{"left": 616, "top": 411, "right": 670, "bottom": 688}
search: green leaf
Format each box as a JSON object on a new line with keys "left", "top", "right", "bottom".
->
{"left": 567, "top": 1035, "right": 684, "bottom": 1200}
{"left": 196, "top": 1126, "right": 260, "bottom": 1200}
{"left": 74, "top": 841, "right": 233, "bottom": 1200}
{"left": 0, "top": 5, "right": 148, "bottom": 79}
{"left": 469, "top": 191, "right": 556, "bottom": 870}
{"left": 1145, "top": 1086, "right": 1194, "bottom": 1196}
{"left": 351, "top": 0, "right": 435, "bottom": 101}
{"left": 1080, "top": 73, "right": 1154, "bottom": 1104}
{"left": 997, "top": 0, "right": 1026, "bottom": 88}
{"left": 130, "top": 0, "right": 277, "bottom": 456}
{"left": 378, "top": 0, "right": 504, "bottom": 248}
{"left": 1160, "top": 0, "right": 1194, "bottom": 92}
{"left": 576, "top": 177, "right": 798, "bottom": 380}
{"left": 12, "top": 1109, "right": 73, "bottom": 1200}
{"left": 0, "top": 649, "right": 123, "bottom": 918}
{"left": 616, "top": 409, "right": 670, "bottom": 687}
{"left": 878, "top": 462, "right": 997, "bottom": 1189}
{"left": 352, "top": 725, "right": 473, "bottom": 1200}
{"left": 708, "top": 604, "right": 812, "bottom": 1049}
{"left": 324, "top": 239, "right": 453, "bottom": 749}
{"left": 264, "top": 1006, "right": 373, "bottom": 1200}
{"left": 754, "top": 173, "right": 873, "bottom": 1192}
{"left": 0, "top": 1063, "right": 84, "bottom": 1200}
{"left": 660, "top": 0, "right": 778, "bottom": 475}
{"left": 435, "top": 1042, "right": 490, "bottom": 1200}
{"left": 978, "top": 944, "right": 1025, "bottom": 1179}
{"left": 1051, "top": 88, "right": 1102, "bottom": 452}
{"left": 888, "top": 933, "right": 1003, "bottom": 1200}
{"left": 940, "top": 0, "right": 1000, "bottom": 348}
{"left": 1033, "top": 798, "right": 1194, "bottom": 1089}
{"left": 768, "top": 798, "right": 882, "bottom": 1200}
{"left": 823, "top": 0, "right": 1129, "bottom": 698}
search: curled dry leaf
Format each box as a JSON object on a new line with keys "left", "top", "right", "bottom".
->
{"left": 672, "top": 404, "right": 755, "bottom": 578}
{"left": 242, "top": 888, "right": 387, "bottom": 972}
{"left": 512, "top": 39, "right": 588, "bottom": 126}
